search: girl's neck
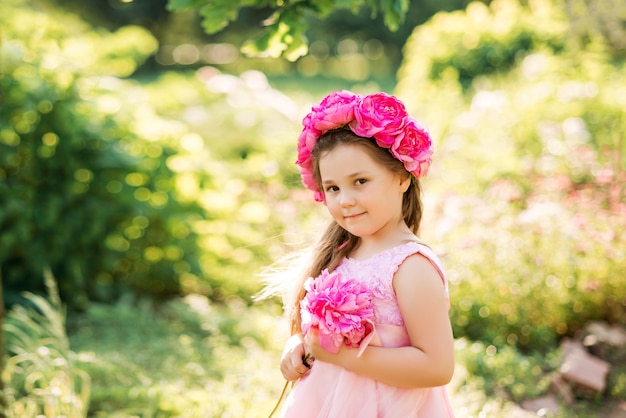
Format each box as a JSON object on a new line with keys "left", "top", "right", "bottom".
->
{"left": 350, "top": 228, "right": 417, "bottom": 260}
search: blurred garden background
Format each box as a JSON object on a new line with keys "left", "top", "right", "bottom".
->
{"left": 1, "top": 0, "right": 625, "bottom": 416}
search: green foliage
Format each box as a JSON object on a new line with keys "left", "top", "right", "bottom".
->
{"left": 0, "top": 1, "right": 204, "bottom": 307}
{"left": 66, "top": 302, "right": 623, "bottom": 417}
{"left": 1, "top": 0, "right": 309, "bottom": 306}
{"left": 609, "top": 363, "right": 626, "bottom": 400}
{"left": 378, "top": 0, "right": 410, "bottom": 31}
{"left": 399, "top": 0, "right": 566, "bottom": 91}
{"left": 196, "top": 0, "right": 241, "bottom": 34}
{"left": 241, "top": 7, "right": 309, "bottom": 61}
{"left": 66, "top": 296, "right": 286, "bottom": 417}
{"left": 136, "top": 70, "right": 313, "bottom": 301}
{"left": 397, "top": 0, "right": 626, "bottom": 353}
{"left": 167, "top": 0, "right": 410, "bottom": 61}
{"left": 454, "top": 339, "right": 558, "bottom": 402}
{"left": 2, "top": 269, "right": 90, "bottom": 417}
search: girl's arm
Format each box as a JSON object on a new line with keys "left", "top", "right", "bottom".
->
{"left": 304, "top": 253, "right": 455, "bottom": 388}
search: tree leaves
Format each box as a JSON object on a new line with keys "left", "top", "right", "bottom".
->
{"left": 166, "top": 0, "right": 210, "bottom": 11}
{"left": 380, "top": 0, "right": 409, "bottom": 31}
{"left": 240, "top": 7, "right": 309, "bottom": 61}
{"left": 167, "top": 0, "right": 243, "bottom": 35}
{"left": 198, "top": 1, "right": 242, "bottom": 34}
{"left": 166, "top": 0, "right": 410, "bottom": 61}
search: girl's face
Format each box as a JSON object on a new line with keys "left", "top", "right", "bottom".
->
{"left": 318, "top": 144, "right": 410, "bottom": 242}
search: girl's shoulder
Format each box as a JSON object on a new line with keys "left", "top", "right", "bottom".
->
{"left": 395, "top": 241, "right": 448, "bottom": 290}
{"left": 377, "top": 240, "right": 437, "bottom": 264}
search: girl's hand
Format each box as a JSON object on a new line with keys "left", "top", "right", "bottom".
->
{"left": 303, "top": 328, "right": 341, "bottom": 364}
{"left": 305, "top": 329, "right": 360, "bottom": 372}
{"left": 280, "top": 334, "right": 312, "bottom": 381}
{"left": 303, "top": 328, "right": 322, "bottom": 360}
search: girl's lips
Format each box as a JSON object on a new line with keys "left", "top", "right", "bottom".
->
{"left": 344, "top": 212, "right": 364, "bottom": 219}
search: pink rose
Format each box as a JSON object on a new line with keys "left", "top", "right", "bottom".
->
{"left": 390, "top": 119, "right": 433, "bottom": 177}
{"left": 310, "top": 90, "right": 361, "bottom": 132}
{"left": 349, "top": 92, "right": 409, "bottom": 140}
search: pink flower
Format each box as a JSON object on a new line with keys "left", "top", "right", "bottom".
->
{"left": 390, "top": 119, "right": 433, "bottom": 178}
{"left": 301, "top": 269, "right": 374, "bottom": 354}
{"left": 350, "top": 92, "right": 409, "bottom": 140}
{"left": 297, "top": 163, "right": 316, "bottom": 193}
{"left": 296, "top": 125, "right": 320, "bottom": 167}
{"left": 309, "top": 90, "right": 361, "bottom": 132}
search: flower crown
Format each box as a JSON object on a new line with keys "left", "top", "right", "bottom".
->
{"left": 296, "top": 90, "right": 433, "bottom": 202}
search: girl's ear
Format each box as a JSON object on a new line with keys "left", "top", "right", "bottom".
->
{"left": 399, "top": 174, "right": 411, "bottom": 193}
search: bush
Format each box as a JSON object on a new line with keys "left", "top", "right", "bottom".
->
{"left": 0, "top": 0, "right": 201, "bottom": 307}
{"left": 397, "top": 0, "right": 626, "bottom": 352}
{"left": 0, "top": 0, "right": 309, "bottom": 307}
{"left": 454, "top": 338, "right": 559, "bottom": 402}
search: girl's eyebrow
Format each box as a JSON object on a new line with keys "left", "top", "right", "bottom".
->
{"left": 322, "top": 171, "right": 368, "bottom": 185}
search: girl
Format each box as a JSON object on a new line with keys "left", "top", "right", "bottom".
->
{"left": 275, "top": 90, "right": 455, "bottom": 417}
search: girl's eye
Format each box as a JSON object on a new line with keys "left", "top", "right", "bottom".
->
{"left": 325, "top": 185, "right": 339, "bottom": 192}
{"left": 356, "top": 178, "right": 367, "bottom": 185}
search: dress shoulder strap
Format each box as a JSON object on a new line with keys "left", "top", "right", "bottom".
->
{"left": 396, "top": 242, "right": 449, "bottom": 293}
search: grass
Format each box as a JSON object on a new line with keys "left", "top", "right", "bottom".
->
{"left": 2, "top": 269, "right": 90, "bottom": 417}
{"left": 63, "top": 300, "right": 626, "bottom": 417}
{"left": 66, "top": 294, "right": 288, "bottom": 417}
{"left": 3, "top": 284, "right": 624, "bottom": 417}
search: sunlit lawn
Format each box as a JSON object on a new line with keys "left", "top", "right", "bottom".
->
{"left": 65, "top": 295, "right": 617, "bottom": 417}
{"left": 67, "top": 296, "right": 287, "bottom": 417}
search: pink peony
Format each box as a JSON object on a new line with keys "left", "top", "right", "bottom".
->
{"left": 349, "top": 92, "right": 409, "bottom": 140}
{"left": 301, "top": 269, "right": 374, "bottom": 354}
{"left": 297, "top": 163, "right": 316, "bottom": 192}
{"left": 296, "top": 126, "right": 319, "bottom": 166}
{"left": 389, "top": 119, "right": 433, "bottom": 178}
{"left": 309, "top": 90, "right": 361, "bottom": 132}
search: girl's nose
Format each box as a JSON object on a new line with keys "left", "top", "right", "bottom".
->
{"left": 340, "top": 191, "right": 355, "bottom": 207}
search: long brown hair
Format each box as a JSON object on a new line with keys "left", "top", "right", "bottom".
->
{"left": 287, "top": 129, "right": 424, "bottom": 334}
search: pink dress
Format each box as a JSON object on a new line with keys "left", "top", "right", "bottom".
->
{"left": 281, "top": 241, "right": 455, "bottom": 418}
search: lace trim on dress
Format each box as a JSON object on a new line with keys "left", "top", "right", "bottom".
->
{"left": 337, "top": 242, "right": 447, "bottom": 326}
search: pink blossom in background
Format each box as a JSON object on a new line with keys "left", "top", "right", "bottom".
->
{"left": 301, "top": 269, "right": 374, "bottom": 354}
